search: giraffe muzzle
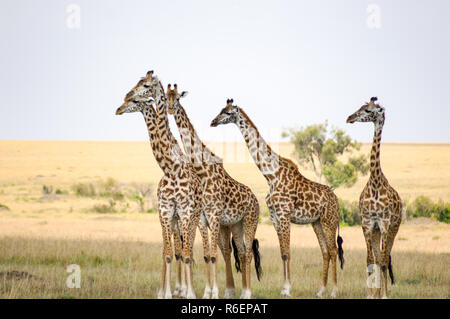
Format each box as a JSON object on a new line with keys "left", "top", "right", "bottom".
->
{"left": 115, "top": 106, "right": 125, "bottom": 115}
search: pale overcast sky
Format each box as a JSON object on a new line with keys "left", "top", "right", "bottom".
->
{"left": 1, "top": 0, "right": 449, "bottom": 142}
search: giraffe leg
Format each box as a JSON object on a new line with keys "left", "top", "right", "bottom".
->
{"left": 312, "top": 221, "right": 329, "bottom": 298}
{"left": 274, "top": 214, "right": 291, "bottom": 297}
{"left": 362, "top": 225, "right": 375, "bottom": 299}
{"left": 158, "top": 209, "right": 174, "bottom": 299}
{"left": 243, "top": 214, "right": 257, "bottom": 299}
{"left": 173, "top": 221, "right": 183, "bottom": 298}
{"left": 370, "top": 227, "right": 382, "bottom": 299}
{"left": 219, "top": 226, "right": 236, "bottom": 299}
{"left": 381, "top": 222, "right": 400, "bottom": 299}
{"left": 322, "top": 221, "right": 338, "bottom": 299}
{"left": 198, "top": 215, "right": 212, "bottom": 299}
{"left": 180, "top": 211, "right": 197, "bottom": 299}
{"left": 231, "top": 221, "right": 249, "bottom": 299}
{"left": 240, "top": 204, "right": 259, "bottom": 299}
{"left": 209, "top": 216, "right": 221, "bottom": 299}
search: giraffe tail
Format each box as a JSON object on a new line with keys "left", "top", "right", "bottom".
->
{"left": 337, "top": 225, "right": 345, "bottom": 270}
{"left": 231, "top": 237, "right": 241, "bottom": 273}
{"left": 388, "top": 255, "right": 395, "bottom": 285}
{"left": 252, "top": 239, "right": 263, "bottom": 281}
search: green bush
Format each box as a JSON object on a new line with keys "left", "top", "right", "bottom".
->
{"left": 0, "top": 203, "right": 10, "bottom": 211}
{"left": 42, "top": 185, "right": 53, "bottom": 195}
{"left": 91, "top": 200, "right": 116, "bottom": 214}
{"left": 405, "top": 196, "right": 449, "bottom": 223}
{"left": 339, "top": 199, "right": 361, "bottom": 226}
{"left": 72, "top": 183, "right": 96, "bottom": 197}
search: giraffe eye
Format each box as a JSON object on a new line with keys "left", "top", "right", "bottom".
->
{"left": 133, "top": 100, "right": 138, "bottom": 103}
{"left": 365, "top": 109, "right": 371, "bottom": 113}
{"left": 143, "top": 85, "right": 150, "bottom": 88}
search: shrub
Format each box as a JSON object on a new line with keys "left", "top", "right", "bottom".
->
{"left": 99, "top": 178, "right": 125, "bottom": 201}
{"left": 404, "top": 196, "right": 449, "bottom": 223}
{"left": 130, "top": 183, "right": 154, "bottom": 212}
{"left": 91, "top": 200, "right": 116, "bottom": 214}
{"left": 0, "top": 203, "right": 10, "bottom": 211}
{"left": 42, "top": 185, "right": 53, "bottom": 195}
{"left": 72, "top": 183, "right": 96, "bottom": 197}
{"left": 55, "top": 189, "right": 68, "bottom": 195}
{"left": 339, "top": 199, "right": 361, "bottom": 226}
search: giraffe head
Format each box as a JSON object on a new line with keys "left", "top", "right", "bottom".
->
{"left": 346, "top": 97, "right": 385, "bottom": 124}
{"left": 115, "top": 73, "right": 156, "bottom": 115}
{"left": 210, "top": 99, "right": 239, "bottom": 127}
{"left": 166, "top": 84, "right": 188, "bottom": 115}
{"left": 130, "top": 70, "right": 162, "bottom": 101}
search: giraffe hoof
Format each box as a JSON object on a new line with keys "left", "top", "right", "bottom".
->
{"left": 330, "top": 287, "right": 338, "bottom": 299}
{"left": 316, "top": 286, "right": 326, "bottom": 298}
{"left": 164, "top": 291, "right": 173, "bottom": 299}
{"left": 211, "top": 287, "right": 219, "bottom": 299}
{"left": 186, "top": 290, "right": 197, "bottom": 299}
{"left": 157, "top": 289, "right": 164, "bottom": 299}
{"left": 179, "top": 286, "right": 187, "bottom": 299}
{"left": 367, "top": 295, "right": 374, "bottom": 299}
{"left": 224, "top": 288, "right": 235, "bottom": 299}
{"left": 240, "top": 289, "right": 252, "bottom": 299}
{"left": 202, "top": 287, "right": 212, "bottom": 299}
{"left": 173, "top": 285, "right": 181, "bottom": 297}
{"left": 381, "top": 295, "right": 389, "bottom": 299}
{"left": 281, "top": 283, "right": 291, "bottom": 297}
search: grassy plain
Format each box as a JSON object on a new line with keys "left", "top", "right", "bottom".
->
{"left": 0, "top": 140, "right": 449, "bottom": 298}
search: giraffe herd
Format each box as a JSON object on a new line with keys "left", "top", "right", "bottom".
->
{"left": 115, "top": 70, "right": 402, "bottom": 299}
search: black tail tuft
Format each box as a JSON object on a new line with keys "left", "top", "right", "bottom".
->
{"left": 388, "top": 255, "right": 395, "bottom": 285}
{"left": 180, "top": 235, "right": 183, "bottom": 248}
{"left": 231, "top": 237, "right": 241, "bottom": 273}
{"left": 337, "top": 235, "right": 345, "bottom": 270}
{"left": 252, "top": 239, "right": 263, "bottom": 281}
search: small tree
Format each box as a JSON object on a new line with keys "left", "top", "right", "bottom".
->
{"left": 282, "top": 121, "right": 369, "bottom": 189}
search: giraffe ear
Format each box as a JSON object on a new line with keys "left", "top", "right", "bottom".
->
{"left": 180, "top": 91, "right": 188, "bottom": 98}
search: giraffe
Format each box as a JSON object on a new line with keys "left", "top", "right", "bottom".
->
{"left": 115, "top": 73, "right": 202, "bottom": 299}
{"left": 164, "top": 83, "right": 262, "bottom": 299}
{"left": 346, "top": 97, "right": 402, "bottom": 299}
{"left": 211, "top": 99, "right": 345, "bottom": 298}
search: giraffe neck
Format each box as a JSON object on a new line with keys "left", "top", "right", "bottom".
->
{"left": 235, "top": 108, "right": 280, "bottom": 182}
{"left": 173, "top": 104, "right": 222, "bottom": 170}
{"left": 370, "top": 119, "right": 384, "bottom": 181}
{"left": 152, "top": 86, "right": 186, "bottom": 175}
{"left": 140, "top": 105, "right": 174, "bottom": 175}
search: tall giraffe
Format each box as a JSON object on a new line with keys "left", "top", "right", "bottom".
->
{"left": 347, "top": 97, "right": 402, "bottom": 299}
{"left": 115, "top": 74, "right": 202, "bottom": 299}
{"left": 165, "top": 84, "right": 262, "bottom": 299}
{"left": 211, "top": 99, "right": 344, "bottom": 298}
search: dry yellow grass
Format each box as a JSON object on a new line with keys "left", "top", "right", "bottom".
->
{"left": 1, "top": 140, "right": 449, "bottom": 202}
{"left": 0, "top": 140, "right": 449, "bottom": 298}
{"left": 0, "top": 212, "right": 448, "bottom": 298}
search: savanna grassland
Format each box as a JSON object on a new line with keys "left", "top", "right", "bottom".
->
{"left": 0, "top": 140, "right": 449, "bottom": 298}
